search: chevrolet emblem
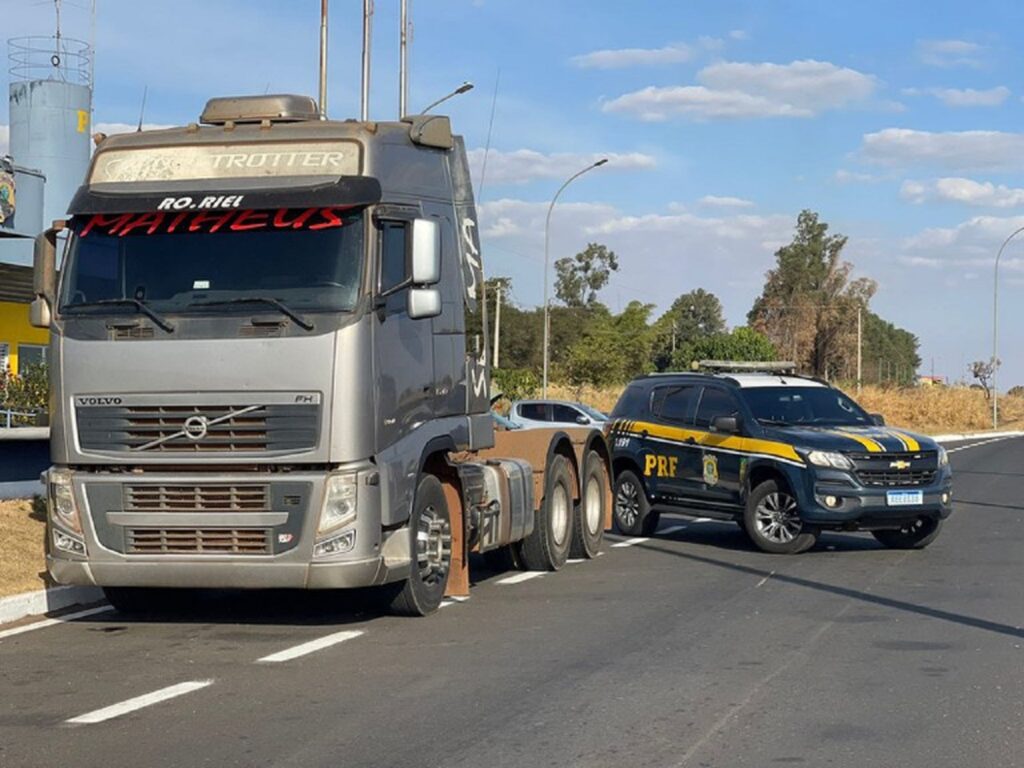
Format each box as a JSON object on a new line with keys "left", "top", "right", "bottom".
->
{"left": 889, "top": 460, "right": 911, "bottom": 470}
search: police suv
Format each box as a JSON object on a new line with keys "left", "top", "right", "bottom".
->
{"left": 606, "top": 364, "right": 952, "bottom": 554}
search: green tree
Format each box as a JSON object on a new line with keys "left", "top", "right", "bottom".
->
{"left": 748, "top": 210, "right": 876, "bottom": 377}
{"left": 862, "top": 312, "right": 921, "bottom": 386}
{"left": 564, "top": 311, "right": 624, "bottom": 396}
{"left": 672, "top": 327, "right": 777, "bottom": 370}
{"left": 615, "top": 300, "right": 657, "bottom": 380}
{"left": 652, "top": 288, "right": 727, "bottom": 370}
{"left": 554, "top": 242, "right": 619, "bottom": 307}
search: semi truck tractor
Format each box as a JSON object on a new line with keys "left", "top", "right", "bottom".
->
{"left": 30, "top": 94, "right": 611, "bottom": 616}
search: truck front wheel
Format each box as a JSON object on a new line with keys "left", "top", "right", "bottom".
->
{"left": 390, "top": 475, "right": 452, "bottom": 616}
{"left": 520, "top": 454, "right": 574, "bottom": 571}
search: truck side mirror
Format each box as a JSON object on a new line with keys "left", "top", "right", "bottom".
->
{"left": 407, "top": 288, "right": 441, "bottom": 319}
{"left": 410, "top": 219, "right": 441, "bottom": 285}
{"left": 31, "top": 221, "right": 65, "bottom": 329}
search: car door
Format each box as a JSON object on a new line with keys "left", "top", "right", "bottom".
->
{"left": 692, "top": 385, "right": 745, "bottom": 509}
{"left": 516, "top": 401, "right": 550, "bottom": 427}
{"left": 552, "top": 403, "right": 588, "bottom": 426}
{"left": 646, "top": 383, "right": 702, "bottom": 504}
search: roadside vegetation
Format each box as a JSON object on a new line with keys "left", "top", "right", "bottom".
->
{"left": 0, "top": 498, "right": 48, "bottom": 597}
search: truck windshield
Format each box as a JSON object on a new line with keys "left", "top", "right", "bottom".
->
{"left": 743, "top": 386, "right": 873, "bottom": 427}
{"left": 59, "top": 207, "right": 365, "bottom": 316}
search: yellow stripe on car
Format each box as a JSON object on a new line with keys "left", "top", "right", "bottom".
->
{"left": 618, "top": 420, "right": 803, "bottom": 464}
{"left": 833, "top": 429, "right": 885, "bottom": 453}
{"left": 888, "top": 430, "right": 920, "bottom": 452}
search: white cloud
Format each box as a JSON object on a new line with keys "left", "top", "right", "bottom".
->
{"left": 834, "top": 169, "right": 879, "bottom": 184}
{"left": 862, "top": 128, "right": 1024, "bottom": 172}
{"left": 94, "top": 122, "right": 178, "bottom": 137}
{"left": 468, "top": 148, "right": 656, "bottom": 186}
{"left": 699, "top": 195, "right": 755, "bottom": 208}
{"left": 901, "top": 177, "right": 1024, "bottom": 208}
{"left": 902, "top": 214, "right": 1024, "bottom": 266}
{"left": 603, "top": 59, "right": 876, "bottom": 121}
{"left": 571, "top": 44, "right": 694, "bottom": 69}
{"left": 924, "top": 86, "right": 1010, "bottom": 107}
{"left": 729, "top": 29, "right": 749, "bottom": 41}
{"left": 917, "top": 39, "right": 986, "bottom": 68}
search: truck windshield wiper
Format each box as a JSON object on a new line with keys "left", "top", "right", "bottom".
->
{"left": 190, "top": 297, "right": 314, "bottom": 331}
{"left": 757, "top": 418, "right": 792, "bottom": 426}
{"left": 66, "top": 298, "right": 175, "bottom": 333}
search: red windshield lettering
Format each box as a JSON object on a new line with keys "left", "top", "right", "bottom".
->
{"left": 117, "top": 212, "right": 167, "bottom": 237}
{"left": 188, "top": 210, "right": 237, "bottom": 233}
{"left": 308, "top": 208, "right": 346, "bottom": 230}
{"left": 166, "top": 211, "right": 191, "bottom": 234}
{"left": 79, "top": 213, "right": 133, "bottom": 237}
{"left": 229, "top": 209, "right": 270, "bottom": 232}
{"left": 273, "top": 208, "right": 317, "bottom": 230}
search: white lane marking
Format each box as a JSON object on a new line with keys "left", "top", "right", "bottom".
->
{"left": 691, "top": 517, "right": 712, "bottom": 524}
{"left": 257, "top": 630, "right": 364, "bottom": 663}
{"left": 0, "top": 606, "right": 112, "bottom": 641}
{"left": 947, "top": 436, "right": 1015, "bottom": 453}
{"left": 496, "top": 571, "right": 546, "bottom": 585}
{"left": 611, "top": 537, "right": 650, "bottom": 548}
{"left": 66, "top": 680, "right": 214, "bottom": 725}
{"left": 439, "top": 596, "right": 470, "bottom": 608}
{"left": 659, "top": 524, "right": 688, "bottom": 535}
{"left": 567, "top": 558, "right": 587, "bottom": 564}
{"left": 755, "top": 570, "right": 776, "bottom": 588}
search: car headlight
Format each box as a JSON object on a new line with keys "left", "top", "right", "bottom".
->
{"left": 317, "top": 473, "right": 358, "bottom": 534}
{"left": 805, "top": 450, "right": 854, "bottom": 470}
{"left": 48, "top": 468, "right": 82, "bottom": 534}
{"left": 938, "top": 446, "right": 949, "bottom": 467}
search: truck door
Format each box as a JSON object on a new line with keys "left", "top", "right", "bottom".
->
{"left": 692, "top": 385, "right": 745, "bottom": 509}
{"left": 647, "top": 383, "right": 701, "bottom": 505}
{"left": 373, "top": 216, "right": 436, "bottom": 450}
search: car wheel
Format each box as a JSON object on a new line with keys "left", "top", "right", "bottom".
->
{"left": 390, "top": 475, "right": 452, "bottom": 616}
{"left": 570, "top": 451, "right": 607, "bottom": 558}
{"left": 744, "top": 479, "right": 817, "bottom": 554}
{"left": 872, "top": 518, "right": 943, "bottom": 549}
{"left": 613, "top": 469, "right": 659, "bottom": 536}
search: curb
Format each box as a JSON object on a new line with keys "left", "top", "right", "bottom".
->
{"left": 0, "top": 585, "right": 105, "bottom": 627}
{"left": 931, "top": 430, "right": 1024, "bottom": 443}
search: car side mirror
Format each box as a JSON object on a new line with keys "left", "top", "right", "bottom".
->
{"left": 410, "top": 218, "right": 441, "bottom": 285}
{"left": 31, "top": 222, "right": 65, "bottom": 328}
{"left": 575, "top": 415, "right": 590, "bottom": 425}
{"left": 870, "top": 413, "right": 886, "bottom": 426}
{"left": 407, "top": 288, "right": 441, "bottom": 319}
{"left": 711, "top": 415, "right": 741, "bottom": 434}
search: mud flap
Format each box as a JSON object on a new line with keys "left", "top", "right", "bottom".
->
{"left": 442, "top": 477, "right": 470, "bottom": 598}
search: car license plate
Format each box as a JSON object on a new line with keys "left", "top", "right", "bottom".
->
{"left": 887, "top": 490, "right": 923, "bottom": 507}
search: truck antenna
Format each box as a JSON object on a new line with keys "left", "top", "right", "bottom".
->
{"left": 361, "top": 0, "right": 374, "bottom": 120}
{"left": 476, "top": 68, "right": 501, "bottom": 201}
{"left": 318, "top": 0, "right": 328, "bottom": 118}
{"left": 136, "top": 85, "right": 148, "bottom": 132}
{"left": 399, "top": 0, "right": 410, "bottom": 118}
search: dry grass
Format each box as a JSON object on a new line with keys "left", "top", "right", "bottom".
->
{"left": 549, "top": 382, "right": 1021, "bottom": 436}
{"left": 0, "top": 498, "right": 49, "bottom": 597}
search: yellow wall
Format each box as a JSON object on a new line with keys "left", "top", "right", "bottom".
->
{"left": 0, "top": 301, "right": 49, "bottom": 375}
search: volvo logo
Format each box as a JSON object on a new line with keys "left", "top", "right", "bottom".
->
{"left": 182, "top": 415, "right": 209, "bottom": 441}
{"left": 889, "top": 460, "right": 911, "bottom": 470}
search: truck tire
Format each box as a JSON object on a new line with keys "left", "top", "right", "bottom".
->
{"left": 613, "top": 469, "right": 660, "bottom": 536}
{"left": 390, "top": 475, "right": 452, "bottom": 616}
{"left": 872, "top": 518, "right": 943, "bottom": 549}
{"left": 744, "top": 479, "right": 817, "bottom": 554}
{"left": 519, "top": 454, "right": 574, "bottom": 571}
{"left": 570, "top": 451, "right": 607, "bottom": 559}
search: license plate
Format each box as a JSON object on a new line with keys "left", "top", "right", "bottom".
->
{"left": 887, "top": 490, "right": 923, "bottom": 507}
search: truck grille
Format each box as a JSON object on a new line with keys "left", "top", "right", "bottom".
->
{"left": 77, "top": 403, "right": 319, "bottom": 453}
{"left": 125, "top": 484, "right": 270, "bottom": 513}
{"left": 849, "top": 451, "right": 938, "bottom": 488}
{"left": 127, "top": 528, "right": 271, "bottom": 555}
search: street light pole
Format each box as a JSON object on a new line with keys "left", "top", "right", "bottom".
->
{"left": 541, "top": 158, "right": 608, "bottom": 397}
{"left": 993, "top": 225, "right": 1024, "bottom": 429}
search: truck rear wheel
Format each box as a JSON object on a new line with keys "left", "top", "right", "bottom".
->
{"left": 570, "top": 451, "right": 606, "bottom": 559}
{"left": 390, "top": 475, "right": 452, "bottom": 616}
{"left": 519, "top": 454, "right": 574, "bottom": 571}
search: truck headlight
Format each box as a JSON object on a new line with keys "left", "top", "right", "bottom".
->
{"left": 48, "top": 468, "right": 82, "bottom": 534}
{"left": 938, "top": 446, "right": 949, "bottom": 467}
{"left": 805, "top": 450, "right": 854, "bottom": 470}
{"left": 317, "top": 473, "right": 358, "bottom": 534}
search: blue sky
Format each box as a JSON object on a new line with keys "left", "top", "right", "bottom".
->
{"left": 3, "top": 0, "right": 1024, "bottom": 386}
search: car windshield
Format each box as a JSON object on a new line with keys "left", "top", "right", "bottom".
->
{"left": 743, "top": 386, "right": 872, "bottom": 427}
{"left": 59, "top": 207, "right": 365, "bottom": 316}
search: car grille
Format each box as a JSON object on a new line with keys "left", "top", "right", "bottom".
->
{"left": 126, "top": 528, "right": 271, "bottom": 555}
{"left": 124, "top": 484, "right": 270, "bottom": 513}
{"left": 849, "top": 451, "right": 938, "bottom": 488}
{"left": 77, "top": 403, "right": 319, "bottom": 453}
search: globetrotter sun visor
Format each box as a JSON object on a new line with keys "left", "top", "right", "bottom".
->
{"left": 66, "top": 176, "right": 383, "bottom": 216}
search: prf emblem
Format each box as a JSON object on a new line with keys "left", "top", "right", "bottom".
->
{"left": 703, "top": 455, "right": 719, "bottom": 486}
{"left": 644, "top": 454, "right": 678, "bottom": 478}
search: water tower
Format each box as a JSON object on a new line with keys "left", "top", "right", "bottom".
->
{"left": 8, "top": 0, "right": 93, "bottom": 229}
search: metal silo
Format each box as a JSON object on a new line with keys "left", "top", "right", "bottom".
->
{"left": 8, "top": 30, "right": 92, "bottom": 229}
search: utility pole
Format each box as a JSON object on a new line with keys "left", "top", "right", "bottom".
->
{"left": 318, "top": 0, "right": 329, "bottom": 118}
{"left": 492, "top": 284, "right": 501, "bottom": 369}
{"left": 856, "top": 305, "right": 862, "bottom": 395}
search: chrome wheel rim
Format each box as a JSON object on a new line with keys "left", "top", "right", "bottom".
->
{"left": 585, "top": 475, "right": 603, "bottom": 535}
{"left": 615, "top": 480, "right": 640, "bottom": 529}
{"left": 416, "top": 504, "right": 452, "bottom": 586}
{"left": 754, "top": 492, "right": 802, "bottom": 544}
{"left": 550, "top": 484, "right": 570, "bottom": 546}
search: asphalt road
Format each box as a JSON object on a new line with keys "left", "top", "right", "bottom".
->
{"left": 1, "top": 436, "right": 1021, "bottom": 768}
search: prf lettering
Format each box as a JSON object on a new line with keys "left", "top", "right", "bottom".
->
{"left": 644, "top": 454, "right": 678, "bottom": 478}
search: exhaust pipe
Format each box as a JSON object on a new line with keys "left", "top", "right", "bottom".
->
{"left": 318, "top": 0, "right": 328, "bottom": 118}
{"left": 361, "top": 0, "right": 373, "bottom": 120}
{"left": 399, "top": 0, "right": 409, "bottom": 118}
